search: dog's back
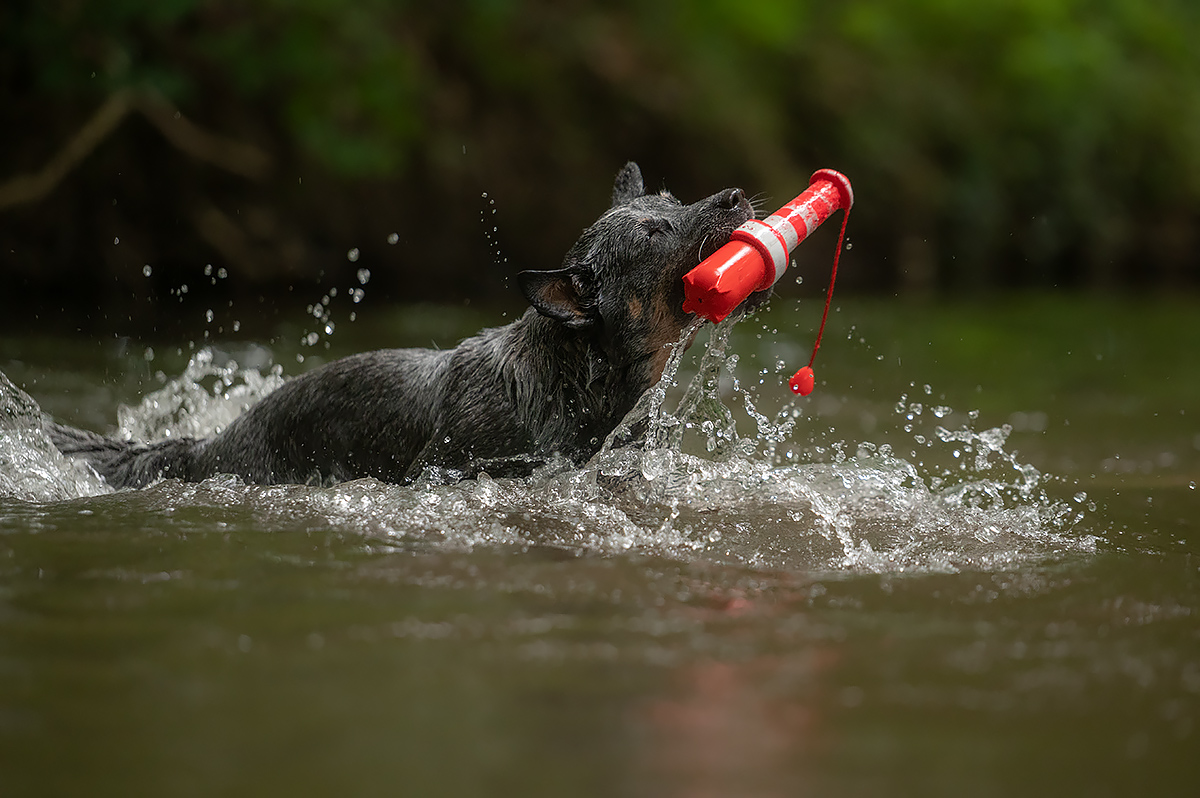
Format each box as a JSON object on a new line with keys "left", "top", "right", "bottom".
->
{"left": 50, "top": 347, "right": 452, "bottom": 488}
{"left": 193, "top": 347, "right": 452, "bottom": 484}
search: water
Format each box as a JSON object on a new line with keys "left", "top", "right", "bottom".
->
{"left": 1, "top": 296, "right": 1197, "bottom": 796}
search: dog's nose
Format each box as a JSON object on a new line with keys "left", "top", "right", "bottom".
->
{"left": 717, "top": 188, "right": 746, "bottom": 209}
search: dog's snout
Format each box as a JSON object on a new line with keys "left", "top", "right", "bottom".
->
{"left": 717, "top": 188, "right": 746, "bottom": 209}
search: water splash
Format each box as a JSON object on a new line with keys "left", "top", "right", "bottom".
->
{"left": 566, "top": 312, "right": 1095, "bottom": 572}
{"left": 117, "top": 348, "right": 285, "bottom": 441}
{"left": 0, "top": 312, "right": 1095, "bottom": 573}
{"left": 0, "top": 371, "right": 110, "bottom": 501}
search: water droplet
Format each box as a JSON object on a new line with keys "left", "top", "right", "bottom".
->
{"left": 217, "top": 267, "right": 227, "bottom": 279}
{"left": 845, "top": 241, "right": 853, "bottom": 250}
{"left": 351, "top": 288, "right": 365, "bottom": 303}
{"left": 114, "top": 237, "right": 120, "bottom": 245}
{"left": 142, "top": 265, "right": 152, "bottom": 277}
{"left": 387, "top": 233, "right": 399, "bottom": 245}
{"left": 324, "top": 323, "right": 335, "bottom": 336}
{"left": 232, "top": 320, "right": 241, "bottom": 332}
{"left": 204, "top": 264, "right": 213, "bottom": 276}
{"left": 205, "top": 309, "right": 214, "bottom": 323}
{"left": 143, "top": 347, "right": 154, "bottom": 361}
{"left": 349, "top": 312, "right": 357, "bottom": 322}
{"left": 357, "top": 268, "right": 371, "bottom": 285}
{"left": 347, "top": 248, "right": 360, "bottom": 262}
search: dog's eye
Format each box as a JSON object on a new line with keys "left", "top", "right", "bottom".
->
{"left": 638, "top": 218, "right": 673, "bottom": 239}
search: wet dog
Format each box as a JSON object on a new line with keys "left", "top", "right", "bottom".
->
{"left": 48, "top": 163, "right": 755, "bottom": 488}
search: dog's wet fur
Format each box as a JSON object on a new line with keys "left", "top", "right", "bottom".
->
{"left": 48, "top": 162, "right": 756, "bottom": 488}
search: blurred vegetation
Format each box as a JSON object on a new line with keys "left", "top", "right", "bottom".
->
{"left": 2, "top": 0, "right": 1198, "bottom": 330}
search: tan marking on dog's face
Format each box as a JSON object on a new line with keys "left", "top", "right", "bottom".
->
{"left": 627, "top": 297, "right": 643, "bottom": 321}
{"left": 644, "top": 295, "right": 689, "bottom": 383}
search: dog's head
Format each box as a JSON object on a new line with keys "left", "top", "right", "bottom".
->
{"left": 519, "top": 162, "right": 754, "bottom": 379}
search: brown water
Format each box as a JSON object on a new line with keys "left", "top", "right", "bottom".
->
{"left": 1, "top": 295, "right": 1197, "bottom": 797}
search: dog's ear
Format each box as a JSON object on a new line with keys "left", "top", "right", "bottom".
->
{"left": 611, "top": 162, "right": 645, "bottom": 207}
{"left": 518, "top": 267, "right": 598, "bottom": 329}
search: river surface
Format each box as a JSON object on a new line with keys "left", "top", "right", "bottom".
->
{"left": 1, "top": 294, "right": 1197, "bottom": 797}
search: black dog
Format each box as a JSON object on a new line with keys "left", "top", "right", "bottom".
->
{"left": 48, "top": 163, "right": 754, "bottom": 488}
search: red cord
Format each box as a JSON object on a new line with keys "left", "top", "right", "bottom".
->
{"left": 809, "top": 206, "right": 850, "bottom": 368}
{"left": 789, "top": 207, "right": 850, "bottom": 395}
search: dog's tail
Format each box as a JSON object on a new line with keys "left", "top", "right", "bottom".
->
{"left": 45, "top": 422, "right": 203, "bottom": 489}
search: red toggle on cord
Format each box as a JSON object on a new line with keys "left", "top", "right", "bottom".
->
{"left": 681, "top": 169, "right": 853, "bottom": 396}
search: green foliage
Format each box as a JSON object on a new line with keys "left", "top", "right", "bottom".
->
{"left": 4, "top": 0, "right": 1199, "bottom": 284}
{"left": 4, "top": 0, "right": 425, "bottom": 176}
